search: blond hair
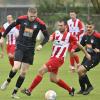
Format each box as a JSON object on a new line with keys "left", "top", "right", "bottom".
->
{"left": 28, "top": 7, "right": 37, "bottom": 13}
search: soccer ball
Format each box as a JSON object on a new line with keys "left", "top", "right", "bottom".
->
{"left": 45, "top": 90, "right": 57, "bottom": 100}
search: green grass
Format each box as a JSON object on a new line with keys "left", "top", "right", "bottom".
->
{"left": 0, "top": 42, "right": 100, "bottom": 100}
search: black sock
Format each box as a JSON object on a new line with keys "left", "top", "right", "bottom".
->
{"left": 79, "top": 76, "right": 85, "bottom": 91}
{"left": 7, "top": 70, "right": 17, "bottom": 83}
{"left": 12, "top": 76, "right": 25, "bottom": 94}
{"left": 83, "top": 74, "right": 92, "bottom": 88}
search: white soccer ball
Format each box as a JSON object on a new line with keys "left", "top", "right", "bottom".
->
{"left": 45, "top": 90, "right": 57, "bottom": 100}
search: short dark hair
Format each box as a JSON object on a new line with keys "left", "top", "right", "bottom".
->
{"left": 87, "top": 21, "right": 94, "bottom": 25}
{"left": 28, "top": 7, "right": 37, "bottom": 13}
{"left": 58, "top": 19, "right": 67, "bottom": 25}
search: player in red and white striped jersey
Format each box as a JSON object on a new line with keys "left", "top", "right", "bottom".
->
{"left": 21, "top": 20, "right": 90, "bottom": 97}
{"left": 0, "top": 27, "right": 4, "bottom": 58}
{"left": 67, "top": 10, "right": 84, "bottom": 72}
{"left": 2, "top": 15, "right": 19, "bottom": 67}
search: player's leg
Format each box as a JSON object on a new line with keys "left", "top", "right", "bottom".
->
{"left": 21, "top": 64, "right": 48, "bottom": 96}
{"left": 50, "top": 72, "right": 75, "bottom": 96}
{"left": 0, "top": 49, "right": 23, "bottom": 90}
{"left": 69, "top": 52, "right": 75, "bottom": 72}
{"left": 11, "top": 62, "right": 30, "bottom": 98}
{"left": 77, "top": 55, "right": 97, "bottom": 95}
{"left": 0, "top": 61, "right": 21, "bottom": 90}
{"left": 7, "top": 44, "right": 15, "bottom": 67}
{"left": 77, "top": 65, "right": 87, "bottom": 94}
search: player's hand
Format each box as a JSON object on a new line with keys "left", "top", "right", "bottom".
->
{"left": 36, "top": 45, "right": 42, "bottom": 51}
{"left": 94, "top": 48, "right": 100, "bottom": 53}
{"left": 86, "top": 53, "right": 91, "bottom": 61}
{"left": 49, "top": 35, "right": 53, "bottom": 41}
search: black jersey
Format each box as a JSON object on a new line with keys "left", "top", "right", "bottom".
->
{"left": 80, "top": 31, "right": 100, "bottom": 54}
{"left": 3, "top": 15, "right": 49, "bottom": 50}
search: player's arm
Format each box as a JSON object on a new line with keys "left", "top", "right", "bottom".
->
{"left": 49, "top": 32, "right": 55, "bottom": 41}
{"left": 70, "top": 34, "right": 91, "bottom": 60}
{"left": 36, "top": 24, "right": 49, "bottom": 51}
{"left": 75, "top": 35, "right": 86, "bottom": 52}
{"left": 78, "top": 20, "right": 84, "bottom": 35}
{"left": 2, "top": 19, "right": 21, "bottom": 38}
{"left": 77, "top": 42, "right": 91, "bottom": 60}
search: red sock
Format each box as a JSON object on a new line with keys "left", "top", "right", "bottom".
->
{"left": 28, "top": 75, "right": 42, "bottom": 92}
{"left": 74, "top": 55, "right": 79, "bottom": 64}
{"left": 70, "top": 56, "right": 75, "bottom": 66}
{"left": 9, "top": 58, "right": 14, "bottom": 67}
{"left": 56, "top": 79, "right": 72, "bottom": 92}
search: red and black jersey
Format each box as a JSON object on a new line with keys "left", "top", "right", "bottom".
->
{"left": 80, "top": 31, "right": 100, "bottom": 53}
{"left": 3, "top": 15, "right": 49, "bottom": 49}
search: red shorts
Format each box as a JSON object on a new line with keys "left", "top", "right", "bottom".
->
{"left": 68, "top": 44, "right": 77, "bottom": 53}
{"left": 45, "top": 57, "right": 64, "bottom": 74}
{"left": 6, "top": 44, "right": 16, "bottom": 55}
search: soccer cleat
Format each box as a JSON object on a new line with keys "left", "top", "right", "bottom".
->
{"left": 21, "top": 88, "right": 31, "bottom": 96}
{"left": 11, "top": 94, "right": 20, "bottom": 99}
{"left": 82, "top": 86, "right": 94, "bottom": 95}
{"left": 0, "top": 80, "right": 9, "bottom": 90}
{"left": 69, "top": 87, "right": 75, "bottom": 96}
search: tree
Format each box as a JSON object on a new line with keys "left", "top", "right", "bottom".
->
{"left": 91, "top": 0, "right": 100, "bottom": 13}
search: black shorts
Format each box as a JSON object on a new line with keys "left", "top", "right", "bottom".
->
{"left": 81, "top": 53, "right": 100, "bottom": 71}
{"left": 14, "top": 48, "right": 34, "bottom": 65}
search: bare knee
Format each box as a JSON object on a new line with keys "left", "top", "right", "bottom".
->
{"left": 20, "top": 71, "right": 27, "bottom": 77}
{"left": 38, "top": 66, "right": 47, "bottom": 76}
{"left": 77, "top": 65, "right": 86, "bottom": 76}
{"left": 8, "top": 53, "right": 14, "bottom": 58}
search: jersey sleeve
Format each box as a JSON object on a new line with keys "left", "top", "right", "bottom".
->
{"left": 40, "top": 24, "right": 49, "bottom": 46}
{"left": 2, "top": 18, "right": 21, "bottom": 38}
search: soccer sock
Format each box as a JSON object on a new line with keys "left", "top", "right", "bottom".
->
{"left": 74, "top": 55, "right": 80, "bottom": 64}
{"left": 56, "top": 79, "right": 72, "bottom": 92}
{"left": 79, "top": 76, "right": 85, "bottom": 91}
{"left": 70, "top": 56, "right": 75, "bottom": 66}
{"left": 7, "top": 70, "right": 17, "bottom": 83}
{"left": 12, "top": 75, "right": 25, "bottom": 94}
{"left": 82, "top": 74, "right": 92, "bottom": 88}
{"left": 9, "top": 58, "right": 14, "bottom": 67}
{"left": 28, "top": 75, "right": 42, "bottom": 92}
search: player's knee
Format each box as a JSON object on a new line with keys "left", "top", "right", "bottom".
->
{"left": 8, "top": 53, "right": 14, "bottom": 58}
{"left": 20, "top": 71, "right": 26, "bottom": 77}
{"left": 77, "top": 67, "right": 84, "bottom": 76}
{"left": 38, "top": 69, "right": 45, "bottom": 76}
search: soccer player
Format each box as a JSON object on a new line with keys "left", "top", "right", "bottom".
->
{"left": 21, "top": 20, "right": 90, "bottom": 97}
{"left": 67, "top": 10, "right": 84, "bottom": 72}
{"left": 0, "top": 28, "right": 4, "bottom": 58}
{"left": 2, "top": 15, "right": 19, "bottom": 67}
{"left": 0, "top": 7, "right": 49, "bottom": 99}
{"left": 76, "top": 21, "right": 100, "bottom": 95}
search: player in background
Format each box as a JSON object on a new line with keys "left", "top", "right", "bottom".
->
{"left": 0, "top": 7, "right": 49, "bottom": 99}
{"left": 67, "top": 10, "right": 84, "bottom": 72}
{"left": 21, "top": 20, "right": 91, "bottom": 97}
{"left": 75, "top": 21, "right": 100, "bottom": 95}
{"left": 2, "top": 15, "right": 19, "bottom": 67}
{"left": 0, "top": 27, "right": 4, "bottom": 58}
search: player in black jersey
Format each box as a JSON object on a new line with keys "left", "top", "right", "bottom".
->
{"left": 0, "top": 7, "right": 49, "bottom": 99}
{"left": 76, "top": 21, "right": 100, "bottom": 95}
